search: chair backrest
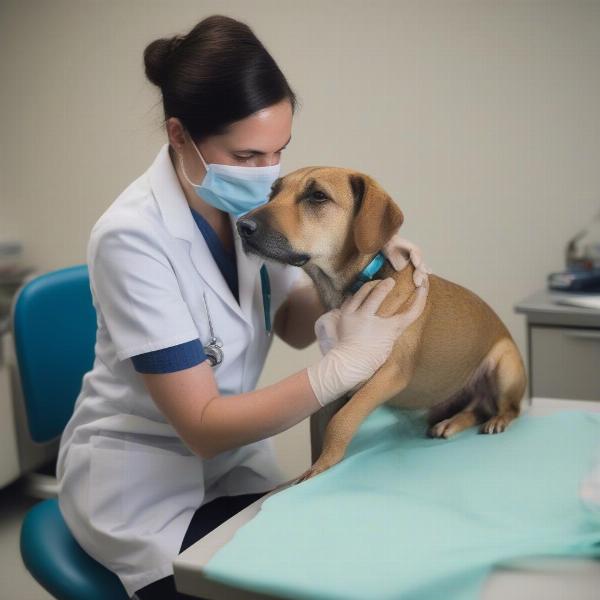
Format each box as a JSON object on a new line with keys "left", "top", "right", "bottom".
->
{"left": 12, "top": 265, "right": 96, "bottom": 443}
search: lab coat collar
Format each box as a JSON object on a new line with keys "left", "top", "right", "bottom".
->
{"left": 149, "top": 143, "right": 263, "bottom": 330}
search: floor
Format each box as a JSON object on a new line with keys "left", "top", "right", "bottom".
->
{"left": 0, "top": 478, "right": 53, "bottom": 600}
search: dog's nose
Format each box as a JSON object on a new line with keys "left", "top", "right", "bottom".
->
{"left": 236, "top": 218, "right": 258, "bottom": 238}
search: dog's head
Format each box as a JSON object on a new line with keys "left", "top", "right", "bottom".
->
{"left": 236, "top": 166, "right": 404, "bottom": 274}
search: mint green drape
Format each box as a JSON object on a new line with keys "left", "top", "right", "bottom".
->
{"left": 203, "top": 408, "right": 600, "bottom": 600}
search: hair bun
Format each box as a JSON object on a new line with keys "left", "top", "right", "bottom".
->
{"left": 144, "top": 35, "right": 184, "bottom": 88}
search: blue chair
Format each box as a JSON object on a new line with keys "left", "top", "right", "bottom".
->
{"left": 15, "top": 265, "right": 129, "bottom": 600}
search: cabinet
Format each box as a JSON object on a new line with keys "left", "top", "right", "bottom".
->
{"left": 514, "top": 290, "right": 600, "bottom": 403}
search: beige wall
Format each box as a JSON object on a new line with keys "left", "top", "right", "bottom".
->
{"left": 2, "top": 0, "right": 600, "bottom": 479}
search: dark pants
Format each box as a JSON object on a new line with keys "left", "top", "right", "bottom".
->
{"left": 134, "top": 491, "right": 270, "bottom": 600}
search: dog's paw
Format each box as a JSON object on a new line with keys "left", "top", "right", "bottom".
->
{"left": 427, "top": 418, "right": 458, "bottom": 439}
{"left": 479, "top": 415, "right": 511, "bottom": 434}
{"left": 294, "top": 467, "right": 322, "bottom": 484}
{"left": 294, "top": 464, "right": 328, "bottom": 484}
{"left": 294, "top": 454, "right": 341, "bottom": 484}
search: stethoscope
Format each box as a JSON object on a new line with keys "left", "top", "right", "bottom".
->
{"left": 202, "top": 264, "right": 272, "bottom": 368}
{"left": 202, "top": 290, "right": 224, "bottom": 367}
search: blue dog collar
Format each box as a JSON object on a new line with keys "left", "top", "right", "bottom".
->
{"left": 349, "top": 251, "right": 387, "bottom": 293}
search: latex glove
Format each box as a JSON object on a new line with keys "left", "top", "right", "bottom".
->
{"left": 314, "top": 307, "right": 342, "bottom": 356}
{"left": 314, "top": 236, "right": 432, "bottom": 356}
{"left": 307, "top": 276, "right": 429, "bottom": 407}
{"left": 382, "top": 231, "right": 432, "bottom": 287}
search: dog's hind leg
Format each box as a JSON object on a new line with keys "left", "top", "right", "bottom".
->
{"left": 427, "top": 399, "right": 480, "bottom": 439}
{"left": 428, "top": 337, "right": 527, "bottom": 439}
{"left": 427, "top": 358, "right": 494, "bottom": 439}
{"left": 479, "top": 338, "right": 527, "bottom": 435}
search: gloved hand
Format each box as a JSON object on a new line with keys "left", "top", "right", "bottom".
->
{"left": 382, "top": 232, "right": 432, "bottom": 287}
{"left": 307, "top": 276, "right": 429, "bottom": 407}
{"left": 315, "top": 235, "right": 431, "bottom": 356}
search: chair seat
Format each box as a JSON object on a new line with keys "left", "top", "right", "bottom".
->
{"left": 20, "top": 498, "right": 129, "bottom": 600}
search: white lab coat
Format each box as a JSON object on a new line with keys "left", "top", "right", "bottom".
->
{"left": 56, "top": 143, "right": 303, "bottom": 597}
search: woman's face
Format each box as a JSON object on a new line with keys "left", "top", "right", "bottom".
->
{"left": 169, "top": 98, "right": 293, "bottom": 182}
{"left": 200, "top": 98, "right": 293, "bottom": 168}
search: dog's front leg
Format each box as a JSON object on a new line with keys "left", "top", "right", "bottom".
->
{"left": 296, "top": 360, "right": 411, "bottom": 483}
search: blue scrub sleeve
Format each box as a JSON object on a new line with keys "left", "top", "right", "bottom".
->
{"left": 131, "top": 339, "right": 208, "bottom": 374}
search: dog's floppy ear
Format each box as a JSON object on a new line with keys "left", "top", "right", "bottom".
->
{"left": 349, "top": 174, "right": 404, "bottom": 255}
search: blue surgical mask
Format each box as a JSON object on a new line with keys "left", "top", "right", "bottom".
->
{"left": 178, "top": 137, "right": 281, "bottom": 218}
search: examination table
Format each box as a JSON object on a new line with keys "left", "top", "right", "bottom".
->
{"left": 173, "top": 397, "right": 600, "bottom": 599}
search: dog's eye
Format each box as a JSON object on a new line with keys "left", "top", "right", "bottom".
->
{"left": 309, "top": 190, "right": 327, "bottom": 203}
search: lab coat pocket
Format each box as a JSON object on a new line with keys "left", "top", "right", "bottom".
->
{"left": 89, "top": 434, "right": 205, "bottom": 537}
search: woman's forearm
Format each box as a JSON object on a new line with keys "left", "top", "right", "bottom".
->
{"left": 199, "top": 367, "right": 322, "bottom": 458}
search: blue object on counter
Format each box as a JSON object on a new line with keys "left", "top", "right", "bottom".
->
{"left": 548, "top": 268, "right": 600, "bottom": 292}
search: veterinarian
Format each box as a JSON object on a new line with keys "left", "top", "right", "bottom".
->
{"left": 56, "top": 15, "right": 430, "bottom": 600}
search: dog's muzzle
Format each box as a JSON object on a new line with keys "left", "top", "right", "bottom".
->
{"left": 236, "top": 217, "right": 310, "bottom": 267}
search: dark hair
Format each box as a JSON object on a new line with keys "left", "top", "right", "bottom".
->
{"left": 143, "top": 15, "right": 299, "bottom": 140}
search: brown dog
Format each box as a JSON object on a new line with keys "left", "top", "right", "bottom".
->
{"left": 236, "top": 167, "right": 527, "bottom": 482}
